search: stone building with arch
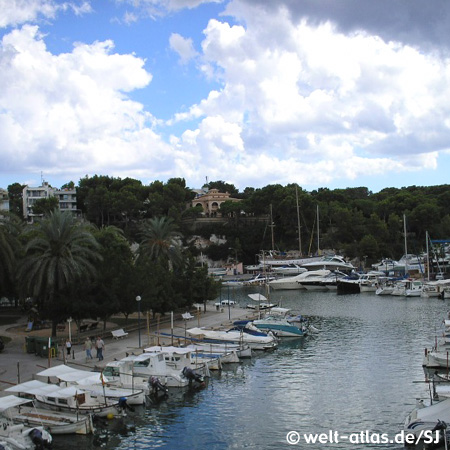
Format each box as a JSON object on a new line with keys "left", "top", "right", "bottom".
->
{"left": 191, "top": 188, "right": 241, "bottom": 217}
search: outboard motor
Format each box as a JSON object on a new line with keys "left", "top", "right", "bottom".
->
{"left": 29, "top": 428, "right": 52, "bottom": 450}
{"left": 118, "top": 396, "right": 134, "bottom": 412}
{"left": 182, "top": 366, "right": 204, "bottom": 384}
{"left": 149, "top": 376, "right": 168, "bottom": 396}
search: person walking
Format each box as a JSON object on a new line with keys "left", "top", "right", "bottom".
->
{"left": 96, "top": 336, "right": 105, "bottom": 361}
{"left": 84, "top": 337, "right": 93, "bottom": 362}
{"left": 65, "top": 338, "right": 72, "bottom": 357}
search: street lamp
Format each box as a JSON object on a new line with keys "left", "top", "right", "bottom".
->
{"left": 136, "top": 296, "right": 142, "bottom": 348}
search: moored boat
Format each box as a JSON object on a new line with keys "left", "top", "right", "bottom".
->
{"left": 0, "top": 393, "right": 94, "bottom": 435}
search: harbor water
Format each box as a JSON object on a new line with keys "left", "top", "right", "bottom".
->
{"left": 53, "top": 287, "right": 450, "bottom": 449}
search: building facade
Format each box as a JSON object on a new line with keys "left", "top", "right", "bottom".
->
{"left": 0, "top": 188, "right": 9, "bottom": 212}
{"left": 22, "top": 182, "right": 78, "bottom": 220}
{"left": 191, "top": 188, "right": 241, "bottom": 217}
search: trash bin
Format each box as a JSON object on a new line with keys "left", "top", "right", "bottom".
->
{"left": 25, "top": 336, "right": 36, "bottom": 354}
{"left": 34, "top": 337, "right": 58, "bottom": 358}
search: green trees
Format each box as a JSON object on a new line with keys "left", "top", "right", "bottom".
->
{"left": 18, "top": 210, "right": 102, "bottom": 336}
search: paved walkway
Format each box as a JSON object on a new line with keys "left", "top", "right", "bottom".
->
{"left": 0, "top": 303, "right": 256, "bottom": 394}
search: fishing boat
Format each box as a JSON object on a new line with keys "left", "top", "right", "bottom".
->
{"left": 0, "top": 396, "right": 53, "bottom": 449}
{"left": 0, "top": 393, "right": 93, "bottom": 435}
{"left": 35, "top": 364, "right": 145, "bottom": 406}
{"left": 8, "top": 379, "right": 123, "bottom": 418}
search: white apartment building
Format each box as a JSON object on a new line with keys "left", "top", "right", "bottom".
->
{"left": 22, "top": 182, "right": 78, "bottom": 220}
{"left": 0, "top": 188, "right": 9, "bottom": 212}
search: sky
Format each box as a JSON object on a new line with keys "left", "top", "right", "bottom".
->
{"left": 1, "top": 0, "right": 450, "bottom": 193}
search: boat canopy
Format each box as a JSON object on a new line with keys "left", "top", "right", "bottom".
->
{"left": 36, "top": 365, "right": 109, "bottom": 385}
{"left": 248, "top": 293, "right": 268, "bottom": 301}
{"left": 5, "top": 380, "right": 61, "bottom": 396}
{"left": 0, "top": 394, "right": 33, "bottom": 412}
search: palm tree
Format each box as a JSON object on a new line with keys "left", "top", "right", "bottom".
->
{"left": 138, "top": 216, "right": 182, "bottom": 269}
{"left": 18, "top": 210, "right": 102, "bottom": 336}
{"left": 0, "top": 213, "right": 23, "bottom": 301}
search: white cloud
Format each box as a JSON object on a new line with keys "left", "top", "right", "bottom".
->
{"left": 168, "top": 3, "right": 450, "bottom": 188}
{"left": 0, "top": 0, "right": 92, "bottom": 28}
{"left": 169, "top": 33, "right": 197, "bottom": 64}
{"left": 0, "top": 25, "right": 171, "bottom": 180}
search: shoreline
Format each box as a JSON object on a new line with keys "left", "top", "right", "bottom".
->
{"left": 0, "top": 302, "right": 257, "bottom": 392}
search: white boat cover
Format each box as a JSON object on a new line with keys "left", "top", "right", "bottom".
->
{"left": 268, "top": 307, "right": 291, "bottom": 315}
{"left": 0, "top": 395, "right": 32, "bottom": 412}
{"left": 248, "top": 293, "right": 268, "bottom": 301}
{"left": 415, "top": 398, "right": 450, "bottom": 422}
{"left": 36, "top": 364, "right": 77, "bottom": 377}
{"left": 5, "top": 380, "right": 61, "bottom": 396}
{"left": 144, "top": 346, "right": 192, "bottom": 355}
{"left": 36, "top": 365, "right": 108, "bottom": 385}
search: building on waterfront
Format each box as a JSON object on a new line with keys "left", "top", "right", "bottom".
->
{"left": 22, "top": 182, "right": 79, "bottom": 221}
{"left": 0, "top": 188, "right": 9, "bottom": 212}
{"left": 190, "top": 188, "right": 241, "bottom": 217}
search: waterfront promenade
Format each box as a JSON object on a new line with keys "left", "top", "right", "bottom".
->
{"left": 0, "top": 303, "right": 255, "bottom": 392}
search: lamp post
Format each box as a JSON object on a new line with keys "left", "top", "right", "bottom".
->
{"left": 136, "top": 296, "right": 142, "bottom": 348}
{"left": 67, "top": 317, "right": 72, "bottom": 342}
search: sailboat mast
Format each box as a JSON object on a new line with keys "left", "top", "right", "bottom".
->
{"left": 426, "top": 231, "right": 430, "bottom": 281}
{"left": 403, "top": 214, "right": 408, "bottom": 275}
{"left": 317, "top": 205, "right": 320, "bottom": 256}
{"left": 270, "top": 204, "right": 275, "bottom": 251}
{"left": 296, "top": 186, "right": 302, "bottom": 256}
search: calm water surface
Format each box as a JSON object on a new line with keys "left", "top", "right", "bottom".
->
{"left": 53, "top": 288, "right": 449, "bottom": 449}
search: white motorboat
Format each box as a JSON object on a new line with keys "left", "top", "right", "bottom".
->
{"left": 184, "top": 342, "right": 252, "bottom": 359}
{"left": 0, "top": 393, "right": 93, "bottom": 435}
{"left": 358, "top": 271, "right": 386, "bottom": 292}
{"left": 301, "top": 255, "right": 355, "bottom": 272}
{"left": 257, "top": 250, "right": 323, "bottom": 267}
{"left": 271, "top": 264, "right": 307, "bottom": 276}
{"left": 243, "top": 274, "right": 275, "bottom": 285}
{"left": 252, "top": 315, "right": 308, "bottom": 337}
{"left": 0, "top": 396, "right": 53, "bottom": 450}
{"left": 422, "top": 280, "right": 450, "bottom": 298}
{"left": 268, "top": 273, "right": 309, "bottom": 290}
{"left": 0, "top": 419, "right": 52, "bottom": 450}
{"left": 103, "top": 348, "right": 208, "bottom": 392}
{"left": 184, "top": 344, "right": 240, "bottom": 366}
{"left": 404, "top": 397, "right": 450, "bottom": 444}
{"left": 405, "top": 279, "right": 424, "bottom": 297}
{"left": 187, "top": 323, "right": 278, "bottom": 351}
{"left": 299, "top": 269, "right": 332, "bottom": 291}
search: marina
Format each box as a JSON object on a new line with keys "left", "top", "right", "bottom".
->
{"left": 2, "top": 286, "right": 448, "bottom": 449}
